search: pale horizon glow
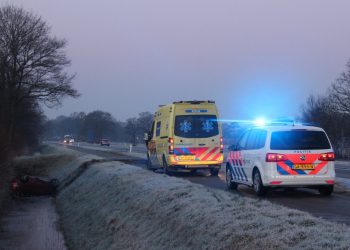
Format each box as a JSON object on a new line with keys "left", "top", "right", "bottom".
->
{"left": 4, "top": 0, "right": 350, "bottom": 121}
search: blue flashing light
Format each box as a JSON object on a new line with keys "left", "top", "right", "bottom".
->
{"left": 254, "top": 118, "right": 267, "bottom": 126}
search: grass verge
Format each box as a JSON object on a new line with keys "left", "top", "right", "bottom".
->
{"left": 57, "top": 162, "right": 350, "bottom": 250}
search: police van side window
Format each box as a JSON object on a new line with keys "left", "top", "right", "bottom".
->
{"left": 246, "top": 130, "right": 267, "bottom": 150}
{"left": 256, "top": 130, "right": 267, "bottom": 149}
{"left": 156, "top": 121, "right": 161, "bottom": 137}
{"left": 237, "top": 131, "right": 249, "bottom": 150}
{"left": 246, "top": 130, "right": 258, "bottom": 150}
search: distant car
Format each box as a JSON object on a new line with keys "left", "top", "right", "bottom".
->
{"left": 10, "top": 175, "right": 59, "bottom": 197}
{"left": 63, "top": 135, "right": 74, "bottom": 143}
{"left": 100, "top": 139, "right": 110, "bottom": 146}
{"left": 226, "top": 123, "right": 335, "bottom": 196}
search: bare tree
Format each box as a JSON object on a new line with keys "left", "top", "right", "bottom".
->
{"left": 0, "top": 5, "right": 79, "bottom": 157}
{"left": 330, "top": 60, "right": 350, "bottom": 114}
{"left": 125, "top": 117, "right": 138, "bottom": 145}
{"left": 137, "top": 112, "right": 153, "bottom": 134}
{"left": 83, "top": 111, "right": 116, "bottom": 143}
{"left": 301, "top": 94, "right": 350, "bottom": 156}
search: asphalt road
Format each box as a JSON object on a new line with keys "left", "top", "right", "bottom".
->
{"left": 59, "top": 142, "right": 350, "bottom": 225}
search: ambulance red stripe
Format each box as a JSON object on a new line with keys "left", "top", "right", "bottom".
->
{"left": 194, "top": 147, "right": 209, "bottom": 158}
{"left": 202, "top": 147, "right": 219, "bottom": 161}
{"left": 211, "top": 152, "right": 222, "bottom": 161}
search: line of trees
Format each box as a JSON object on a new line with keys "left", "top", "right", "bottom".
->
{"left": 301, "top": 61, "right": 350, "bottom": 157}
{"left": 0, "top": 5, "right": 78, "bottom": 211}
{"left": 44, "top": 111, "right": 153, "bottom": 145}
{"left": 0, "top": 6, "right": 78, "bottom": 163}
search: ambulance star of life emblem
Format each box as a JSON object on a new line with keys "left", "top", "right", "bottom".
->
{"left": 300, "top": 155, "right": 306, "bottom": 161}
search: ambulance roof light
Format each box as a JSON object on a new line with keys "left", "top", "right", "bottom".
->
{"left": 173, "top": 100, "right": 215, "bottom": 104}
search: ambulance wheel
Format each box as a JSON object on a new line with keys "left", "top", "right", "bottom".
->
{"left": 210, "top": 168, "right": 219, "bottom": 176}
{"left": 253, "top": 169, "right": 267, "bottom": 196}
{"left": 163, "top": 156, "right": 171, "bottom": 176}
{"left": 226, "top": 167, "right": 238, "bottom": 190}
{"left": 318, "top": 185, "right": 333, "bottom": 196}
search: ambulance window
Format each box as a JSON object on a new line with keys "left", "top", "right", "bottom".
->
{"left": 150, "top": 121, "right": 155, "bottom": 138}
{"left": 156, "top": 121, "right": 161, "bottom": 137}
{"left": 174, "top": 115, "right": 219, "bottom": 138}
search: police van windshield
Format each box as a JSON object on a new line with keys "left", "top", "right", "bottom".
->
{"left": 174, "top": 115, "right": 219, "bottom": 138}
{"left": 270, "top": 130, "right": 331, "bottom": 150}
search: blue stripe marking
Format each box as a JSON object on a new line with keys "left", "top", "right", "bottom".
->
{"left": 174, "top": 148, "right": 192, "bottom": 155}
{"left": 229, "top": 165, "right": 236, "bottom": 180}
{"left": 277, "top": 165, "right": 290, "bottom": 175}
{"left": 284, "top": 160, "right": 294, "bottom": 168}
{"left": 236, "top": 167, "right": 244, "bottom": 181}
{"left": 240, "top": 168, "right": 248, "bottom": 182}
{"left": 235, "top": 167, "right": 243, "bottom": 180}
{"left": 232, "top": 166, "right": 239, "bottom": 180}
{"left": 182, "top": 148, "right": 191, "bottom": 155}
{"left": 241, "top": 168, "right": 248, "bottom": 182}
{"left": 295, "top": 169, "right": 307, "bottom": 175}
{"left": 285, "top": 160, "right": 306, "bottom": 175}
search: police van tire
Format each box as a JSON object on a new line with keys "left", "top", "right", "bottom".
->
{"left": 210, "top": 168, "right": 219, "bottom": 176}
{"left": 253, "top": 169, "right": 267, "bottom": 196}
{"left": 226, "top": 167, "right": 238, "bottom": 190}
{"left": 318, "top": 185, "right": 333, "bottom": 196}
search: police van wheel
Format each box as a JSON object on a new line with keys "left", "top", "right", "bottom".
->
{"left": 226, "top": 168, "right": 238, "bottom": 190}
{"left": 210, "top": 168, "right": 219, "bottom": 176}
{"left": 253, "top": 170, "right": 267, "bottom": 196}
{"left": 318, "top": 185, "right": 333, "bottom": 196}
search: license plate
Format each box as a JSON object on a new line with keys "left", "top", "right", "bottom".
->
{"left": 293, "top": 164, "right": 315, "bottom": 170}
{"left": 177, "top": 155, "right": 195, "bottom": 161}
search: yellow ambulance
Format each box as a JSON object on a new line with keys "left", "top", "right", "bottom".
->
{"left": 145, "top": 100, "right": 224, "bottom": 175}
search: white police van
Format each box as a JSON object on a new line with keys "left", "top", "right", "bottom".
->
{"left": 226, "top": 123, "right": 335, "bottom": 196}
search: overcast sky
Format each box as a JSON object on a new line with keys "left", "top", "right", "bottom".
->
{"left": 3, "top": 0, "right": 350, "bottom": 121}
